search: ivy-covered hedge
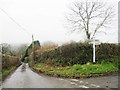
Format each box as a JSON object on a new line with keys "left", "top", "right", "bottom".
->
{"left": 33, "top": 43, "right": 120, "bottom": 66}
{"left": 22, "top": 40, "right": 41, "bottom": 62}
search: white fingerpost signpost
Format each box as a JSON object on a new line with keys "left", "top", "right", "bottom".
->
{"left": 89, "top": 37, "right": 101, "bottom": 63}
{"left": 93, "top": 37, "right": 96, "bottom": 63}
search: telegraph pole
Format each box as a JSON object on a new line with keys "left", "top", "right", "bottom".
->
{"left": 32, "top": 34, "right": 34, "bottom": 62}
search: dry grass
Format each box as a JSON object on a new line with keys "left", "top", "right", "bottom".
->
{"left": 36, "top": 44, "right": 58, "bottom": 53}
{"left": 2, "top": 54, "right": 20, "bottom": 69}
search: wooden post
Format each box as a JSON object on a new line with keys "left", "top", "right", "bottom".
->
{"left": 32, "top": 34, "right": 34, "bottom": 62}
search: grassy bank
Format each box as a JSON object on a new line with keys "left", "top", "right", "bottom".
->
{"left": 1, "top": 66, "right": 17, "bottom": 80}
{"left": 32, "top": 62, "right": 118, "bottom": 78}
{"left": 29, "top": 42, "right": 119, "bottom": 78}
{"left": 1, "top": 54, "right": 21, "bottom": 80}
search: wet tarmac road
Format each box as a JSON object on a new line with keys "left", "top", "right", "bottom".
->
{"left": 2, "top": 63, "right": 118, "bottom": 88}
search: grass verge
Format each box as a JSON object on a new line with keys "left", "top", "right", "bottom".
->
{"left": 32, "top": 62, "right": 118, "bottom": 78}
{"left": 1, "top": 66, "right": 17, "bottom": 80}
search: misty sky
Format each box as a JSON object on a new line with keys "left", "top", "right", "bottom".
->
{"left": 0, "top": 0, "right": 119, "bottom": 45}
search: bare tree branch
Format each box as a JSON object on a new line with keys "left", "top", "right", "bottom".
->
{"left": 65, "top": 0, "right": 115, "bottom": 40}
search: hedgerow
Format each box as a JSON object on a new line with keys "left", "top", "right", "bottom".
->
{"left": 31, "top": 42, "right": 119, "bottom": 67}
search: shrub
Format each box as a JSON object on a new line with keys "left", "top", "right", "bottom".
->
{"left": 2, "top": 54, "right": 21, "bottom": 70}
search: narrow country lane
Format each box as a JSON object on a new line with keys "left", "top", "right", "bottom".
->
{"left": 2, "top": 63, "right": 118, "bottom": 88}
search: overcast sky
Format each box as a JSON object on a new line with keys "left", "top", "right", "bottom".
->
{"left": 0, "top": 0, "right": 119, "bottom": 45}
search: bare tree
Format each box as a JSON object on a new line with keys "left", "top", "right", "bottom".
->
{"left": 0, "top": 43, "right": 11, "bottom": 54}
{"left": 65, "top": 0, "right": 115, "bottom": 40}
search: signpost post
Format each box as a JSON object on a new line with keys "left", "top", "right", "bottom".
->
{"left": 93, "top": 37, "right": 96, "bottom": 63}
{"left": 89, "top": 37, "right": 101, "bottom": 63}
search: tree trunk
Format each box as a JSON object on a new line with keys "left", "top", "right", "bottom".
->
{"left": 86, "top": 31, "right": 90, "bottom": 40}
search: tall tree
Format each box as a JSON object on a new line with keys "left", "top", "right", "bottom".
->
{"left": 1, "top": 43, "right": 11, "bottom": 54}
{"left": 65, "top": 1, "right": 115, "bottom": 40}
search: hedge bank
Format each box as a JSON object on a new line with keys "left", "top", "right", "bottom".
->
{"left": 32, "top": 43, "right": 119, "bottom": 67}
